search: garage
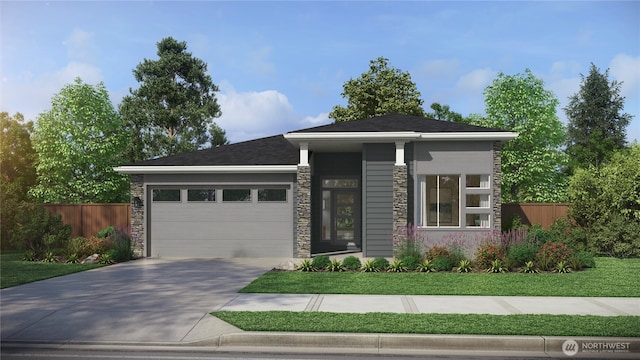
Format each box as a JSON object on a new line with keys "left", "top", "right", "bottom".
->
{"left": 148, "top": 185, "right": 294, "bottom": 258}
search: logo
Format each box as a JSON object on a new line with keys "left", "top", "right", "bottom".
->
{"left": 563, "top": 339, "right": 579, "bottom": 356}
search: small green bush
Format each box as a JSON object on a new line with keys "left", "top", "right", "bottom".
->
{"left": 97, "top": 225, "right": 117, "bottom": 239}
{"left": 108, "top": 228, "right": 133, "bottom": 262}
{"left": 474, "top": 241, "right": 506, "bottom": 268}
{"left": 521, "top": 260, "right": 539, "bottom": 273}
{"left": 433, "top": 257, "right": 453, "bottom": 272}
{"left": 361, "top": 259, "right": 378, "bottom": 272}
{"left": 296, "top": 258, "right": 315, "bottom": 272}
{"left": 311, "top": 255, "right": 331, "bottom": 270}
{"left": 527, "top": 224, "right": 555, "bottom": 245}
{"left": 401, "top": 255, "right": 420, "bottom": 271}
{"left": 487, "top": 259, "right": 508, "bottom": 273}
{"left": 507, "top": 244, "right": 536, "bottom": 267}
{"left": 553, "top": 260, "right": 571, "bottom": 273}
{"left": 22, "top": 250, "right": 38, "bottom": 261}
{"left": 10, "top": 203, "right": 71, "bottom": 253}
{"left": 567, "top": 251, "right": 596, "bottom": 270}
{"left": 457, "top": 259, "right": 472, "bottom": 273}
{"left": 371, "top": 257, "right": 389, "bottom": 271}
{"left": 392, "top": 225, "right": 423, "bottom": 260}
{"left": 416, "top": 259, "right": 435, "bottom": 272}
{"left": 342, "top": 256, "right": 362, "bottom": 271}
{"left": 99, "top": 249, "right": 116, "bottom": 265}
{"left": 387, "top": 259, "right": 407, "bottom": 272}
{"left": 328, "top": 258, "right": 344, "bottom": 272}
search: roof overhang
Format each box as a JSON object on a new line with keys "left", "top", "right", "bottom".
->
{"left": 114, "top": 165, "right": 298, "bottom": 175}
{"left": 284, "top": 131, "right": 518, "bottom": 151}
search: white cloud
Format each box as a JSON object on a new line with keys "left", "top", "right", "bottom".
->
{"left": 610, "top": 53, "right": 640, "bottom": 98}
{"left": 62, "top": 28, "right": 97, "bottom": 62}
{"left": 2, "top": 61, "right": 103, "bottom": 122}
{"left": 301, "top": 112, "right": 331, "bottom": 126}
{"left": 454, "top": 68, "right": 497, "bottom": 95}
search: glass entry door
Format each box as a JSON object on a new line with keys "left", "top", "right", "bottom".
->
{"left": 321, "top": 179, "right": 360, "bottom": 248}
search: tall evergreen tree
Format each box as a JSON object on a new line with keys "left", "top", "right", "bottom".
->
{"left": 120, "top": 37, "right": 226, "bottom": 162}
{"left": 564, "top": 63, "right": 632, "bottom": 172}
{"left": 329, "top": 57, "right": 425, "bottom": 122}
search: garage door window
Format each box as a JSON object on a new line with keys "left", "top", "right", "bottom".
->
{"left": 152, "top": 189, "right": 181, "bottom": 202}
{"left": 223, "top": 189, "right": 251, "bottom": 202}
{"left": 188, "top": 189, "right": 216, "bottom": 202}
{"left": 258, "top": 189, "right": 287, "bottom": 202}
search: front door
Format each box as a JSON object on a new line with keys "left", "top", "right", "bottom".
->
{"left": 320, "top": 179, "right": 360, "bottom": 250}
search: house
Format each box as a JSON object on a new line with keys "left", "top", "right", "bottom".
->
{"left": 115, "top": 114, "right": 517, "bottom": 259}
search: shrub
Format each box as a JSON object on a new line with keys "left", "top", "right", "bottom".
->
{"left": 425, "top": 245, "right": 449, "bottom": 261}
{"left": 474, "top": 241, "right": 506, "bottom": 269}
{"left": 590, "top": 214, "right": 640, "bottom": 258}
{"left": 296, "top": 258, "right": 315, "bottom": 272}
{"left": 22, "top": 250, "right": 38, "bottom": 261}
{"left": 342, "top": 256, "right": 361, "bottom": 271}
{"left": 99, "top": 249, "right": 116, "bottom": 265}
{"left": 416, "top": 259, "right": 435, "bottom": 272}
{"left": 401, "top": 255, "right": 420, "bottom": 271}
{"left": 553, "top": 260, "right": 571, "bottom": 273}
{"left": 41, "top": 251, "right": 57, "bottom": 263}
{"left": 536, "top": 241, "right": 573, "bottom": 271}
{"left": 393, "top": 225, "right": 423, "bottom": 260}
{"left": 388, "top": 259, "right": 407, "bottom": 272}
{"left": 567, "top": 251, "right": 596, "bottom": 270}
{"left": 550, "top": 218, "right": 588, "bottom": 251}
{"left": 97, "top": 225, "right": 117, "bottom": 239}
{"left": 84, "top": 236, "right": 114, "bottom": 255}
{"left": 501, "top": 227, "right": 529, "bottom": 252}
{"left": 9, "top": 203, "right": 71, "bottom": 253}
{"left": 311, "top": 255, "right": 330, "bottom": 270}
{"left": 507, "top": 244, "right": 537, "bottom": 268}
{"left": 361, "top": 259, "right": 378, "bottom": 272}
{"left": 328, "top": 258, "right": 344, "bottom": 272}
{"left": 446, "top": 242, "right": 467, "bottom": 266}
{"left": 433, "top": 257, "right": 453, "bottom": 272}
{"left": 66, "top": 237, "right": 89, "bottom": 259}
{"left": 527, "top": 224, "right": 555, "bottom": 245}
{"left": 457, "top": 259, "right": 472, "bottom": 273}
{"left": 486, "top": 259, "right": 508, "bottom": 273}
{"left": 521, "top": 261, "right": 539, "bottom": 274}
{"left": 108, "top": 228, "right": 133, "bottom": 262}
{"left": 371, "top": 257, "right": 389, "bottom": 271}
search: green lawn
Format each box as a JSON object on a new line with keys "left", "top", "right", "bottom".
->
{"left": 213, "top": 311, "right": 640, "bottom": 337}
{"left": 0, "top": 252, "right": 103, "bottom": 289}
{"left": 240, "top": 257, "right": 640, "bottom": 297}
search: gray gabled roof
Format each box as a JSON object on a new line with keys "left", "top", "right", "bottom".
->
{"left": 124, "top": 135, "right": 299, "bottom": 167}
{"left": 289, "top": 114, "right": 505, "bottom": 133}
{"left": 119, "top": 114, "right": 514, "bottom": 168}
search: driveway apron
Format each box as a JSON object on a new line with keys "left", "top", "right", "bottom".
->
{"left": 0, "top": 258, "right": 277, "bottom": 343}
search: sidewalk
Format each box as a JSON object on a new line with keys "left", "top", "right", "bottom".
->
{"left": 218, "top": 294, "right": 640, "bottom": 316}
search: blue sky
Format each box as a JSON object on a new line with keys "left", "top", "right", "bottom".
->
{"left": 2, "top": 1, "right": 639, "bottom": 143}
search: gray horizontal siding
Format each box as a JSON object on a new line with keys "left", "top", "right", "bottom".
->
{"left": 363, "top": 144, "right": 395, "bottom": 258}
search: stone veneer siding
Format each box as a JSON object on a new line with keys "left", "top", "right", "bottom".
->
{"left": 295, "top": 165, "right": 311, "bottom": 258}
{"left": 130, "top": 174, "right": 145, "bottom": 258}
{"left": 392, "top": 165, "right": 408, "bottom": 233}
{"left": 492, "top": 141, "right": 502, "bottom": 235}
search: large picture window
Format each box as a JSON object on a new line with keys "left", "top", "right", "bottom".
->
{"left": 422, "top": 175, "right": 460, "bottom": 227}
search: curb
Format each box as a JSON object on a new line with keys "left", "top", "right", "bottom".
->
{"left": 3, "top": 334, "right": 639, "bottom": 358}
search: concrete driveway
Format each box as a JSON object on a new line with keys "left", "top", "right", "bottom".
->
{"left": 0, "top": 258, "right": 281, "bottom": 344}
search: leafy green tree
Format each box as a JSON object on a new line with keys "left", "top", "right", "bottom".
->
{"left": 478, "top": 69, "right": 568, "bottom": 203}
{"left": 120, "top": 37, "right": 226, "bottom": 162}
{"left": 329, "top": 57, "right": 425, "bottom": 122}
{"left": 29, "top": 78, "right": 129, "bottom": 203}
{"left": 1, "top": 112, "right": 38, "bottom": 248}
{"left": 564, "top": 63, "right": 632, "bottom": 173}
{"left": 426, "top": 102, "right": 473, "bottom": 124}
{"left": 568, "top": 144, "right": 640, "bottom": 257}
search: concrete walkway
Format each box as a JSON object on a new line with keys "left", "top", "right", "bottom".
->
{"left": 219, "top": 293, "right": 640, "bottom": 316}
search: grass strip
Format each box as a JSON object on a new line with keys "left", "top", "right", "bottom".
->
{"left": 213, "top": 311, "right": 640, "bottom": 337}
{"left": 0, "top": 252, "right": 103, "bottom": 289}
{"left": 240, "top": 257, "right": 640, "bottom": 297}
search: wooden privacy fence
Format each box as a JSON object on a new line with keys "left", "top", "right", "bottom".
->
{"left": 502, "top": 203, "right": 570, "bottom": 229}
{"left": 44, "top": 203, "right": 569, "bottom": 237}
{"left": 44, "top": 204, "right": 131, "bottom": 238}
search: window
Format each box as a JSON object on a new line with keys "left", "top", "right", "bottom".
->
{"left": 258, "top": 189, "right": 287, "bottom": 202}
{"left": 188, "top": 189, "right": 216, "bottom": 202}
{"left": 322, "top": 179, "right": 358, "bottom": 188}
{"left": 222, "top": 189, "right": 251, "bottom": 202}
{"left": 466, "top": 214, "right": 490, "bottom": 228}
{"left": 466, "top": 175, "right": 490, "bottom": 188}
{"left": 422, "top": 175, "right": 460, "bottom": 227}
{"left": 466, "top": 194, "right": 490, "bottom": 208}
{"left": 152, "top": 189, "right": 181, "bottom": 202}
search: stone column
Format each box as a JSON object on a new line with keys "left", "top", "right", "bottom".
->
{"left": 393, "top": 165, "right": 408, "bottom": 233}
{"left": 295, "top": 166, "right": 311, "bottom": 258}
{"left": 492, "top": 141, "right": 502, "bottom": 236}
{"left": 130, "top": 174, "right": 145, "bottom": 258}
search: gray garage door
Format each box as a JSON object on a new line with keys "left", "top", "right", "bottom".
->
{"left": 149, "top": 187, "right": 293, "bottom": 258}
